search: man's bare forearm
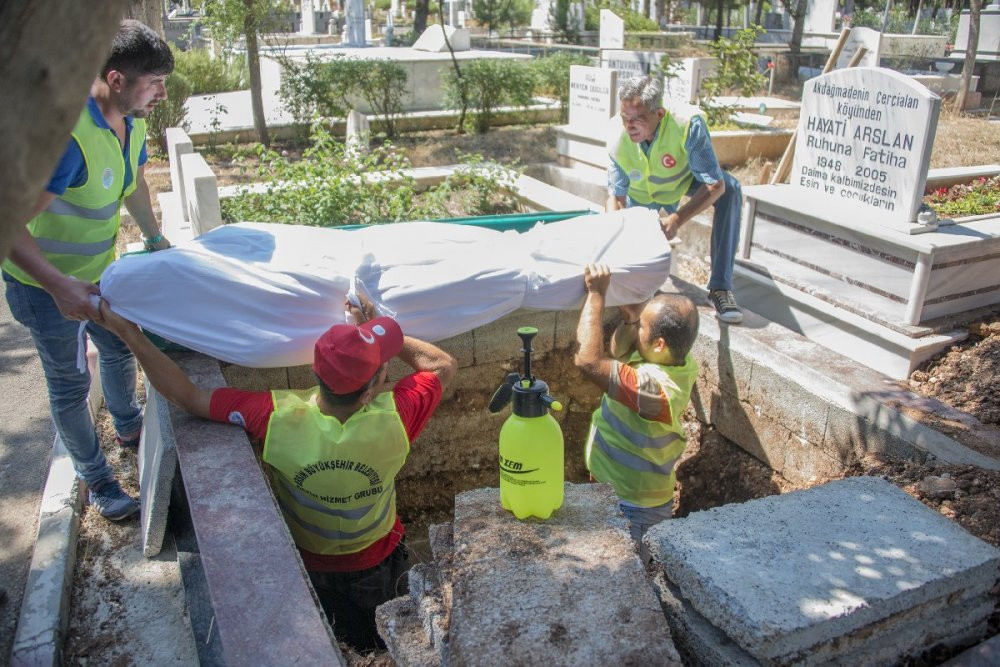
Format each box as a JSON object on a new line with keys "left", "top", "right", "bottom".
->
{"left": 396, "top": 337, "right": 458, "bottom": 391}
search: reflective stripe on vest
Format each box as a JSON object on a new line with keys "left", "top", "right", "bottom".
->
{"left": 2, "top": 110, "right": 145, "bottom": 287}
{"left": 614, "top": 112, "right": 700, "bottom": 207}
{"left": 585, "top": 353, "right": 698, "bottom": 506}
{"left": 262, "top": 388, "right": 409, "bottom": 556}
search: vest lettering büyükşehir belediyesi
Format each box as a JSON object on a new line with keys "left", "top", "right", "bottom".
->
{"left": 263, "top": 389, "right": 409, "bottom": 555}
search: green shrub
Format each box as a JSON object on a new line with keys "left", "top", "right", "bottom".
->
{"left": 443, "top": 59, "right": 536, "bottom": 134}
{"left": 278, "top": 55, "right": 408, "bottom": 137}
{"left": 146, "top": 71, "right": 192, "bottom": 152}
{"left": 698, "top": 26, "right": 766, "bottom": 126}
{"left": 583, "top": 2, "right": 657, "bottom": 31}
{"left": 530, "top": 52, "right": 594, "bottom": 122}
{"left": 172, "top": 45, "right": 247, "bottom": 95}
{"left": 220, "top": 124, "right": 522, "bottom": 224}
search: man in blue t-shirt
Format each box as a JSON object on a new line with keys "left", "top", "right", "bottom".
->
{"left": 4, "top": 21, "right": 173, "bottom": 521}
{"left": 607, "top": 76, "right": 744, "bottom": 325}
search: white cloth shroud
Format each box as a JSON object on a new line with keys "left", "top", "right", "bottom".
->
{"left": 99, "top": 208, "right": 671, "bottom": 367}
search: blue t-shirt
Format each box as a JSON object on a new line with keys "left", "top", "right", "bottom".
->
{"left": 46, "top": 97, "right": 149, "bottom": 196}
{"left": 608, "top": 115, "right": 722, "bottom": 212}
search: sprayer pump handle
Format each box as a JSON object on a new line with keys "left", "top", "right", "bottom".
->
{"left": 488, "top": 372, "right": 521, "bottom": 413}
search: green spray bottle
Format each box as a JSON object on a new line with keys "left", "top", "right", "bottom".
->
{"left": 488, "top": 326, "right": 564, "bottom": 520}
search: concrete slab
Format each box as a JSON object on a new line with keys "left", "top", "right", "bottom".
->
{"left": 138, "top": 379, "right": 177, "bottom": 557}
{"left": 10, "top": 438, "right": 80, "bottom": 667}
{"left": 448, "top": 482, "right": 681, "bottom": 666}
{"left": 646, "top": 476, "right": 1000, "bottom": 663}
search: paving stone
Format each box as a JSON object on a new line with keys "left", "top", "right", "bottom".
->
{"left": 646, "top": 476, "right": 1000, "bottom": 664}
{"left": 448, "top": 482, "right": 680, "bottom": 666}
{"left": 376, "top": 596, "right": 440, "bottom": 667}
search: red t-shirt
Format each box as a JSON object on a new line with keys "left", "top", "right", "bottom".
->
{"left": 208, "top": 371, "right": 443, "bottom": 573}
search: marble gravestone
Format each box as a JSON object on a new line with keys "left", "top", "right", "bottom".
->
{"left": 835, "top": 26, "right": 881, "bottom": 69}
{"left": 663, "top": 58, "right": 716, "bottom": 106}
{"left": 568, "top": 65, "right": 617, "bottom": 128}
{"left": 599, "top": 9, "right": 624, "bottom": 49}
{"left": 953, "top": 0, "right": 1000, "bottom": 61}
{"left": 601, "top": 49, "right": 664, "bottom": 81}
{"left": 792, "top": 66, "right": 940, "bottom": 227}
{"left": 804, "top": 0, "right": 837, "bottom": 32}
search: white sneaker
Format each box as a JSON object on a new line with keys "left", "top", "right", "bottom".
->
{"left": 709, "top": 290, "right": 744, "bottom": 324}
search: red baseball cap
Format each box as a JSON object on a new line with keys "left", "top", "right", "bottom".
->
{"left": 313, "top": 317, "right": 404, "bottom": 394}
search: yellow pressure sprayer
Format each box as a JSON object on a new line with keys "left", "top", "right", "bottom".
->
{"left": 488, "top": 326, "right": 565, "bottom": 520}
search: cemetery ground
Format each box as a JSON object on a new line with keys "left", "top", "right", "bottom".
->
{"left": 61, "top": 117, "right": 1000, "bottom": 665}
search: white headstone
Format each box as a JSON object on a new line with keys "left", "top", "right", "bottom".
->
{"left": 804, "top": 0, "right": 837, "bottom": 33}
{"left": 568, "top": 2, "right": 584, "bottom": 32}
{"left": 568, "top": 66, "right": 617, "bottom": 129}
{"left": 601, "top": 49, "right": 665, "bottom": 80}
{"left": 663, "top": 57, "right": 717, "bottom": 105}
{"left": 391, "top": 0, "right": 399, "bottom": 17}
{"left": 953, "top": 1, "right": 1000, "bottom": 61}
{"left": 365, "top": 17, "right": 373, "bottom": 40}
{"left": 411, "top": 23, "right": 471, "bottom": 51}
{"left": 531, "top": 0, "right": 553, "bottom": 31}
{"left": 448, "top": 0, "right": 458, "bottom": 26}
{"left": 346, "top": 0, "right": 365, "bottom": 45}
{"left": 792, "top": 67, "right": 941, "bottom": 225}
{"left": 836, "top": 26, "right": 881, "bottom": 69}
{"left": 301, "top": 0, "right": 318, "bottom": 34}
{"left": 599, "top": 9, "right": 625, "bottom": 49}
{"left": 346, "top": 109, "right": 370, "bottom": 156}
{"left": 458, "top": 9, "right": 466, "bottom": 27}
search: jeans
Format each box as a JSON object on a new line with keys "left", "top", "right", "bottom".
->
{"left": 620, "top": 500, "right": 674, "bottom": 563}
{"left": 629, "top": 171, "right": 743, "bottom": 291}
{"left": 4, "top": 272, "right": 141, "bottom": 487}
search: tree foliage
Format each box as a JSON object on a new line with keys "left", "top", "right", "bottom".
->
{"left": 699, "top": 26, "right": 766, "bottom": 126}
{"left": 443, "top": 59, "right": 536, "bottom": 134}
{"left": 472, "top": 0, "right": 533, "bottom": 34}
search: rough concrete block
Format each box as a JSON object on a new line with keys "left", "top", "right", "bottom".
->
{"left": 434, "top": 329, "right": 475, "bottom": 369}
{"left": 944, "top": 632, "right": 1000, "bottom": 666}
{"left": 11, "top": 437, "right": 80, "bottom": 667}
{"left": 180, "top": 153, "right": 222, "bottom": 236}
{"left": 375, "top": 596, "right": 440, "bottom": 667}
{"left": 428, "top": 522, "right": 454, "bottom": 565}
{"left": 139, "top": 380, "right": 178, "bottom": 557}
{"left": 448, "top": 482, "right": 681, "bottom": 666}
{"left": 166, "top": 127, "right": 194, "bottom": 214}
{"left": 286, "top": 364, "right": 315, "bottom": 390}
{"left": 744, "top": 358, "right": 829, "bottom": 448}
{"left": 690, "top": 320, "right": 753, "bottom": 399}
{"left": 647, "top": 476, "right": 1000, "bottom": 663}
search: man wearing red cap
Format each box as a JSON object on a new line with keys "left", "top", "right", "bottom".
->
{"left": 94, "top": 296, "right": 457, "bottom": 651}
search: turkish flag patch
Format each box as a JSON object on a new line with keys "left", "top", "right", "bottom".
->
{"left": 661, "top": 154, "right": 677, "bottom": 168}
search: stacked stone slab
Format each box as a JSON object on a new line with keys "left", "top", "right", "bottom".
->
{"left": 646, "top": 476, "right": 1000, "bottom": 666}
{"left": 376, "top": 482, "right": 682, "bottom": 666}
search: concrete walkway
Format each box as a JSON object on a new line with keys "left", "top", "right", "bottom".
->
{"left": 0, "top": 301, "right": 55, "bottom": 662}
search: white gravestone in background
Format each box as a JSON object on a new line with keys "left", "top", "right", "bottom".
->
{"left": 792, "top": 67, "right": 940, "bottom": 226}
{"left": 599, "top": 9, "right": 625, "bottom": 49}
{"left": 346, "top": 0, "right": 365, "bottom": 45}
{"left": 531, "top": 0, "right": 554, "bottom": 31}
{"left": 804, "top": 0, "right": 837, "bottom": 33}
{"left": 953, "top": 0, "right": 1000, "bottom": 61}
{"left": 663, "top": 58, "right": 716, "bottom": 105}
{"left": 301, "top": 0, "right": 317, "bottom": 33}
{"left": 601, "top": 50, "right": 665, "bottom": 81}
{"left": 568, "top": 66, "right": 617, "bottom": 129}
{"left": 836, "top": 26, "right": 881, "bottom": 69}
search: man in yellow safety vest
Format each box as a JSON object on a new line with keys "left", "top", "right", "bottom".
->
{"left": 608, "top": 75, "right": 744, "bottom": 325}
{"left": 574, "top": 263, "right": 699, "bottom": 561}
{"left": 94, "top": 295, "right": 457, "bottom": 651}
{"left": 3, "top": 20, "right": 173, "bottom": 521}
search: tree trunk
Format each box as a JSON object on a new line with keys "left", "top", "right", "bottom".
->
{"left": 955, "top": 0, "right": 982, "bottom": 112}
{"left": 125, "top": 0, "right": 164, "bottom": 35}
{"left": 911, "top": 0, "right": 923, "bottom": 33}
{"left": 414, "top": 0, "right": 431, "bottom": 33}
{"left": 244, "top": 8, "right": 270, "bottom": 147}
{"left": 881, "top": 0, "right": 894, "bottom": 31}
{"left": 0, "top": 1, "right": 127, "bottom": 262}
{"left": 754, "top": 0, "right": 765, "bottom": 25}
{"left": 788, "top": 0, "right": 807, "bottom": 53}
{"left": 643, "top": 0, "right": 651, "bottom": 20}
{"left": 714, "top": 0, "right": 725, "bottom": 38}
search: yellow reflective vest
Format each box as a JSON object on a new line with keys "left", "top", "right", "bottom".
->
{"left": 262, "top": 389, "right": 409, "bottom": 555}
{"left": 585, "top": 352, "right": 698, "bottom": 507}
{"left": 609, "top": 108, "right": 703, "bottom": 207}
{"left": 3, "top": 106, "right": 144, "bottom": 287}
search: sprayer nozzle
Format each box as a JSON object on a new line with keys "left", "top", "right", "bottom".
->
{"left": 550, "top": 400, "right": 563, "bottom": 411}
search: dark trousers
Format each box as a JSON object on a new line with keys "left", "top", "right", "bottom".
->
{"left": 309, "top": 541, "right": 410, "bottom": 651}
